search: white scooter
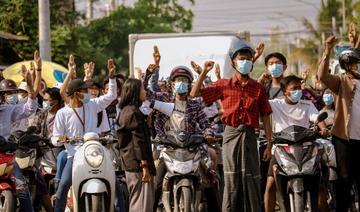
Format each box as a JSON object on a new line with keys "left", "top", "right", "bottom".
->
{"left": 71, "top": 132, "right": 116, "bottom": 212}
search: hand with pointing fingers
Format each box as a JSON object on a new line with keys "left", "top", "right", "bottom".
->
{"left": 203, "top": 61, "right": 215, "bottom": 75}
{"left": 107, "top": 59, "right": 116, "bottom": 79}
{"left": 191, "top": 61, "right": 202, "bottom": 75}
{"left": 153, "top": 46, "right": 161, "bottom": 66}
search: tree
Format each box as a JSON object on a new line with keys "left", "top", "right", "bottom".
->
{"left": 0, "top": 0, "right": 78, "bottom": 61}
{"left": 1, "top": 0, "right": 194, "bottom": 81}
{"left": 58, "top": 0, "right": 194, "bottom": 80}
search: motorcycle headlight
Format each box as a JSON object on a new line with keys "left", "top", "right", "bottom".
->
{"left": 85, "top": 144, "right": 104, "bottom": 168}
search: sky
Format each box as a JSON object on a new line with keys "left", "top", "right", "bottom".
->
{"left": 75, "top": 0, "right": 322, "bottom": 43}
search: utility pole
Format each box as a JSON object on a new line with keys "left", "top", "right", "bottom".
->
{"left": 38, "top": 0, "right": 51, "bottom": 61}
{"left": 332, "top": 16, "right": 337, "bottom": 35}
{"left": 342, "top": 0, "right": 346, "bottom": 32}
{"left": 86, "top": 0, "right": 93, "bottom": 24}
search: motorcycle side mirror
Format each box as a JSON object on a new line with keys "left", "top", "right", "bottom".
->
{"left": 316, "top": 112, "right": 328, "bottom": 124}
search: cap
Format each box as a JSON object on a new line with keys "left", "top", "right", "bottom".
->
{"left": 66, "top": 79, "right": 90, "bottom": 96}
{"left": 228, "top": 39, "right": 255, "bottom": 59}
{"left": 18, "top": 81, "right": 28, "bottom": 92}
{"left": 84, "top": 80, "right": 102, "bottom": 89}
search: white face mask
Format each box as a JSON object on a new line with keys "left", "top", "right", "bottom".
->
{"left": 17, "top": 94, "right": 27, "bottom": 104}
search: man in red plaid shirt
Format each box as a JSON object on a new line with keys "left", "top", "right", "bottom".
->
{"left": 191, "top": 40, "right": 273, "bottom": 212}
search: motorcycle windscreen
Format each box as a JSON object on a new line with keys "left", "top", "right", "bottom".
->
{"left": 273, "top": 125, "right": 317, "bottom": 144}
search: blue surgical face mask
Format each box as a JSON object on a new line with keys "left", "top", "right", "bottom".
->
{"left": 82, "top": 93, "right": 91, "bottom": 104}
{"left": 268, "top": 64, "right": 283, "bottom": 78}
{"left": 236, "top": 60, "right": 253, "bottom": 75}
{"left": 288, "top": 90, "right": 302, "bottom": 103}
{"left": 42, "top": 101, "right": 51, "bottom": 110}
{"left": 323, "top": 93, "right": 334, "bottom": 106}
{"left": 6, "top": 94, "right": 18, "bottom": 105}
{"left": 174, "top": 82, "right": 189, "bottom": 94}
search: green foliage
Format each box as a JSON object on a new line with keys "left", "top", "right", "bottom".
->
{"left": 0, "top": 0, "right": 79, "bottom": 60}
{"left": 1, "top": 0, "right": 194, "bottom": 80}
{"left": 66, "top": 0, "right": 194, "bottom": 78}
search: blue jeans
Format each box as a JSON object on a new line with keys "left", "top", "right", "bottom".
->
{"left": 54, "top": 150, "right": 67, "bottom": 181}
{"left": 54, "top": 157, "right": 72, "bottom": 212}
{"left": 115, "top": 178, "right": 126, "bottom": 212}
{"left": 13, "top": 162, "right": 34, "bottom": 212}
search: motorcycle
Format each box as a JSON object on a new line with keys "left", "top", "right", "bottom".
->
{"left": 272, "top": 112, "right": 328, "bottom": 212}
{"left": 159, "top": 131, "right": 211, "bottom": 212}
{"left": 70, "top": 132, "right": 116, "bottom": 212}
{"left": 0, "top": 136, "right": 17, "bottom": 212}
{"left": 102, "top": 132, "right": 129, "bottom": 212}
{"left": 39, "top": 145, "right": 63, "bottom": 197}
{"left": 0, "top": 126, "right": 49, "bottom": 211}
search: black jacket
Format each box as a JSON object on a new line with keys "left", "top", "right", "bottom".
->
{"left": 117, "top": 105, "right": 156, "bottom": 175}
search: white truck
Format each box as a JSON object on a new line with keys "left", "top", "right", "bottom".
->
{"left": 128, "top": 31, "right": 250, "bottom": 81}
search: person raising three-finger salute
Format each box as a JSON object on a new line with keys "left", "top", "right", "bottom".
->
{"left": 318, "top": 32, "right": 360, "bottom": 212}
{"left": 190, "top": 40, "right": 273, "bottom": 212}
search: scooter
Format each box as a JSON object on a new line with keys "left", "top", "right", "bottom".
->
{"left": 273, "top": 112, "right": 328, "bottom": 212}
{"left": 159, "top": 131, "right": 211, "bottom": 212}
{"left": 71, "top": 132, "right": 116, "bottom": 212}
{"left": 0, "top": 137, "right": 17, "bottom": 212}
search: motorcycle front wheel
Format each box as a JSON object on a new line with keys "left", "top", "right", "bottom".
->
{"left": 179, "top": 187, "right": 191, "bottom": 212}
{"left": 84, "top": 193, "right": 106, "bottom": 212}
{"left": 0, "top": 190, "right": 14, "bottom": 212}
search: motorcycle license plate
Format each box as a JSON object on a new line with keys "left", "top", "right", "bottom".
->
{"left": 173, "top": 160, "right": 192, "bottom": 174}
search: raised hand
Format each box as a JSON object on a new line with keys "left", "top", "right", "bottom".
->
{"left": 68, "top": 55, "right": 76, "bottom": 79}
{"left": 153, "top": 46, "right": 161, "bottom": 66}
{"left": 301, "top": 67, "right": 310, "bottom": 80}
{"left": 203, "top": 61, "right": 215, "bottom": 75}
{"left": 258, "top": 70, "right": 271, "bottom": 83}
{"left": 191, "top": 61, "right": 202, "bottom": 75}
{"left": 348, "top": 22, "right": 358, "bottom": 47}
{"left": 84, "top": 62, "right": 95, "bottom": 80}
{"left": 325, "top": 35, "right": 339, "bottom": 52}
{"left": 107, "top": 59, "right": 116, "bottom": 78}
{"left": 147, "top": 64, "right": 158, "bottom": 73}
{"left": 34, "top": 50, "right": 42, "bottom": 71}
{"left": 215, "top": 63, "right": 221, "bottom": 80}
{"left": 253, "top": 42, "right": 265, "bottom": 62}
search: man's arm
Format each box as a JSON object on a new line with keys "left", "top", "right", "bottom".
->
{"left": 10, "top": 98, "right": 38, "bottom": 123}
{"left": 93, "top": 59, "right": 117, "bottom": 112}
{"left": 317, "top": 36, "right": 341, "bottom": 94}
{"left": 33, "top": 50, "right": 42, "bottom": 97}
{"left": 259, "top": 86, "right": 273, "bottom": 161}
{"left": 253, "top": 42, "right": 265, "bottom": 63}
{"left": 189, "top": 61, "right": 215, "bottom": 98}
{"left": 60, "top": 55, "right": 76, "bottom": 103}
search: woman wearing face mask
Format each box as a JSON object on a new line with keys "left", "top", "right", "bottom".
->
{"left": 320, "top": 90, "right": 335, "bottom": 127}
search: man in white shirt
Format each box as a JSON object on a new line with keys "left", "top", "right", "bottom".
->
{"left": 264, "top": 75, "right": 329, "bottom": 212}
{"left": 52, "top": 59, "right": 117, "bottom": 212}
